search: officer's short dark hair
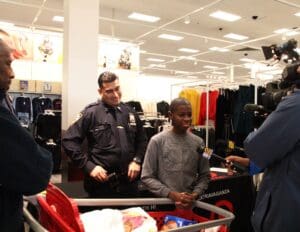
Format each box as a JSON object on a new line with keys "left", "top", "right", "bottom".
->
{"left": 98, "top": 72, "right": 119, "bottom": 88}
{"left": 169, "top": 98, "right": 191, "bottom": 113}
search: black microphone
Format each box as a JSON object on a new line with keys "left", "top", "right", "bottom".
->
{"left": 199, "top": 148, "right": 247, "bottom": 173}
{"left": 244, "top": 104, "right": 265, "bottom": 113}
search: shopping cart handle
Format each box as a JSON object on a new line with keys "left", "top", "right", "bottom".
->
{"left": 23, "top": 207, "right": 48, "bottom": 232}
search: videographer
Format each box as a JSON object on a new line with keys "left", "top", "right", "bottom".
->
{"left": 243, "top": 64, "right": 300, "bottom": 232}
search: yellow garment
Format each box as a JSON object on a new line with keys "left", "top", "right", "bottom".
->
{"left": 179, "top": 88, "right": 201, "bottom": 125}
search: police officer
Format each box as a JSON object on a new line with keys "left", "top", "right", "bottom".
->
{"left": 62, "top": 71, "right": 147, "bottom": 198}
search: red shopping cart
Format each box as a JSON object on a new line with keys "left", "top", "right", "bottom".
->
{"left": 32, "top": 183, "right": 234, "bottom": 232}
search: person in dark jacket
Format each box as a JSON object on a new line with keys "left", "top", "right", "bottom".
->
{"left": 244, "top": 65, "right": 300, "bottom": 232}
{"left": 62, "top": 71, "right": 147, "bottom": 198}
{"left": 0, "top": 38, "right": 53, "bottom": 232}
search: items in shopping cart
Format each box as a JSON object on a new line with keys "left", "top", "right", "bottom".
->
{"left": 36, "top": 183, "right": 234, "bottom": 232}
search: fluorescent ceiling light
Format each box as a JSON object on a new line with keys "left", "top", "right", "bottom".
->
{"left": 187, "top": 76, "right": 198, "bottom": 79}
{"left": 212, "top": 71, "right": 225, "bottom": 74}
{"left": 158, "top": 34, "right": 184, "bottom": 41}
{"left": 286, "top": 31, "right": 300, "bottom": 36}
{"left": 224, "top": 33, "right": 249, "bottom": 40}
{"left": 128, "top": 12, "right": 160, "bottom": 23}
{"left": 240, "top": 58, "right": 256, "bottom": 62}
{"left": 147, "top": 58, "right": 165, "bottom": 62}
{"left": 179, "top": 56, "right": 196, "bottom": 60}
{"left": 218, "top": 48, "right": 229, "bottom": 52}
{"left": 274, "top": 28, "right": 290, "bottom": 34}
{"left": 203, "top": 65, "right": 218, "bottom": 69}
{"left": 175, "top": 70, "right": 189, "bottom": 74}
{"left": 178, "top": 48, "right": 199, "bottom": 53}
{"left": 148, "top": 64, "right": 166, "bottom": 68}
{"left": 140, "top": 50, "right": 147, "bottom": 53}
{"left": 0, "top": 21, "right": 14, "bottom": 27}
{"left": 243, "top": 63, "right": 254, "bottom": 69}
{"left": 52, "top": 16, "right": 64, "bottom": 22}
{"left": 209, "top": 47, "right": 229, "bottom": 52}
{"left": 209, "top": 10, "right": 241, "bottom": 22}
{"left": 294, "top": 12, "right": 300, "bottom": 17}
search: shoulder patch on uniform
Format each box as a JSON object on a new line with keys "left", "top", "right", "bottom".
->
{"left": 84, "top": 101, "right": 100, "bottom": 110}
{"left": 71, "top": 112, "right": 83, "bottom": 124}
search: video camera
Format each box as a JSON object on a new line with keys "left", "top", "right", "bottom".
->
{"left": 262, "top": 38, "right": 299, "bottom": 63}
{"left": 245, "top": 39, "right": 300, "bottom": 117}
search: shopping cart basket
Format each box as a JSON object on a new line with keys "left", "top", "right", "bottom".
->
{"left": 33, "top": 184, "right": 234, "bottom": 232}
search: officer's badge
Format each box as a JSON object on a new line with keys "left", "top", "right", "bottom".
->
{"left": 129, "top": 113, "right": 136, "bottom": 126}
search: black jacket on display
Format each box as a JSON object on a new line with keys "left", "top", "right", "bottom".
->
{"left": 15, "top": 96, "right": 31, "bottom": 126}
{"left": 0, "top": 103, "right": 53, "bottom": 232}
{"left": 62, "top": 100, "right": 147, "bottom": 197}
{"left": 156, "top": 100, "right": 170, "bottom": 117}
{"left": 32, "top": 97, "right": 52, "bottom": 121}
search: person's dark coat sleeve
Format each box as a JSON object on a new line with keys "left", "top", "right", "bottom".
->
{"left": 0, "top": 107, "right": 53, "bottom": 195}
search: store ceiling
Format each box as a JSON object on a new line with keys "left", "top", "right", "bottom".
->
{"left": 1, "top": 0, "right": 300, "bottom": 84}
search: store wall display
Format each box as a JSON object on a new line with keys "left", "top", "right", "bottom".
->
{"left": 98, "top": 39, "right": 139, "bottom": 71}
{"left": 19, "top": 80, "right": 28, "bottom": 91}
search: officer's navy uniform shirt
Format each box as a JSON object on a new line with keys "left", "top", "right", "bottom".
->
{"left": 62, "top": 100, "right": 147, "bottom": 175}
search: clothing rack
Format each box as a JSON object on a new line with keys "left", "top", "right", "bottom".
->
{"left": 171, "top": 80, "right": 217, "bottom": 147}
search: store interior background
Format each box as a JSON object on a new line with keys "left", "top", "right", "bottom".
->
{"left": 1, "top": 0, "right": 300, "bottom": 127}
{"left": 1, "top": 0, "right": 300, "bottom": 161}
{"left": 2, "top": 1, "right": 300, "bottom": 230}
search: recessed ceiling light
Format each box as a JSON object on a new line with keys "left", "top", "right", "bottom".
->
{"left": 178, "top": 48, "right": 199, "bottom": 53}
{"left": 294, "top": 12, "right": 300, "bottom": 17}
{"left": 52, "top": 16, "right": 64, "bottom": 22}
{"left": 274, "top": 28, "right": 290, "bottom": 34}
{"left": 224, "top": 33, "right": 249, "bottom": 40}
{"left": 209, "top": 47, "right": 229, "bottom": 52}
{"left": 209, "top": 10, "right": 241, "bottom": 22}
{"left": 184, "top": 16, "right": 191, "bottom": 24}
{"left": 203, "top": 65, "right": 219, "bottom": 69}
{"left": 128, "top": 12, "right": 160, "bottom": 23}
{"left": 240, "top": 58, "right": 256, "bottom": 62}
{"left": 147, "top": 58, "right": 165, "bottom": 62}
{"left": 158, "top": 34, "right": 184, "bottom": 41}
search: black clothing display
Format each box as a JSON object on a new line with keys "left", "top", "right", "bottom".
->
{"left": 15, "top": 96, "right": 31, "bottom": 127}
{"left": 156, "top": 100, "right": 169, "bottom": 117}
{"left": 233, "top": 85, "right": 255, "bottom": 147}
{"left": 35, "top": 113, "right": 62, "bottom": 173}
{"left": 32, "top": 97, "right": 52, "bottom": 121}
{"left": 215, "top": 89, "right": 237, "bottom": 141}
{"left": 125, "top": 100, "right": 143, "bottom": 113}
{"left": 52, "top": 98, "right": 62, "bottom": 110}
